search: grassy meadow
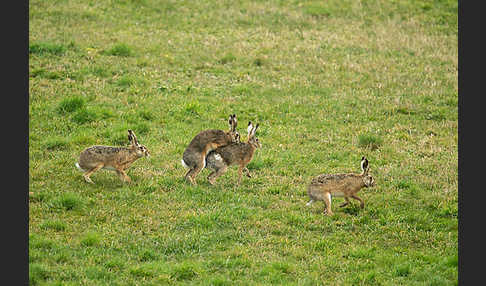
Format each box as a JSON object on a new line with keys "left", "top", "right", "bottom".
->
{"left": 29, "top": 0, "right": 458, "bottom": 285}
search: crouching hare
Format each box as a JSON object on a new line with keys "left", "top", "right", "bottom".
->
{"left": 205, "top": 121, "right": 261, "bottom": 185}
{"left": 306, "top": 157, "right": 375, "bottom": 216}
{"left": 182, "top": 114, "right": 239, "bottom": 185}
{"left": 75, "top": 130, "right": 150, "bottom": 184}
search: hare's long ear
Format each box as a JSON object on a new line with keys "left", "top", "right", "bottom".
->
{"left": 247, "top": 121, "right": 254, "bottom": 138}
{"left": 228, "top": 114, "right": 237, "bottom": 132}
{"left": 361, "top": 156, "right": 369, "bottom": 174}
{"left": 252, "top": 123, "right": 259, "bottom": 136}
{"left": 128, "top": 130, "right": 139, "bottom": 146}
{"left": 232, "top": 114, "right": 237, "bottom": 132}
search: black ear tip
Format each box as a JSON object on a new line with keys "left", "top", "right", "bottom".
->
{"left": 248, "top": 121, "right": 251, "bottom": 126}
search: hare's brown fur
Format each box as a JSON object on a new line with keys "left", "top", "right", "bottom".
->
{"left": 76, "top": 130, "right": 149, "bottom": 184}
{"left": 182, "top": 114, "right": 238, "bottom": 185}
{"left": 307, "top": 157, "right": 375, "bottom": 216}
{"left": 205, "top": 122, "right": 261, "bottom": 185}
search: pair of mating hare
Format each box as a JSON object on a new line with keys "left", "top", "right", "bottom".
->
{"left": 75, "top": 114, "right": 262, "bottom": 186}
{"left": 181, "top": 114, "right": 261, "bottom": 186}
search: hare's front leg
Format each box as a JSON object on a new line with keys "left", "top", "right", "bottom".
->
{"left": 351, "top": 195, "right": 364, "bottom": 209}
{"left": 237, "top": 165, "right": 245, "bottom": 185}
{"left": 83, "top": 163, "right": 104, "bottom": 184}
{"left": 339, "top": 197, "right": 350, "bottom": 208}
{"left": 243, "top": 167, "right": 251, "bottom": 178}
{"left": 116, "top": 168, "right": 131, "bottom": 183}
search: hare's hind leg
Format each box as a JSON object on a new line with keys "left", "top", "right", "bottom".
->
{"left": 184, "top": 168, "right": 196, "bottom": 185}
{"left": 185, "top": 165, "right": 203, "bottom": 185}
{"left": 207, "top": 171, "right": 216, "bottom": 185}
{"left": 83, "top": 163, "right": 104, "bottom": 184}
{"left": 323, "top": 192, "right": 333, "bottom": 216}
{"left": 208, "top": 165, "right": 228, "bottom": 185}
{"left": 185, "top": 156, "right": 206, "bottom": 185}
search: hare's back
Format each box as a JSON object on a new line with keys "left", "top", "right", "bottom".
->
{"left": 187, "top": 129, "right": 227, "bottom": 151}
{"left": 216, "top": 143, "right": 250, "bottom": 162}
{"left": 79, "top": 146, "right": 122, "bottom": 164}
{"left": 310, "top": 173, "right": 350, "bottom": 185}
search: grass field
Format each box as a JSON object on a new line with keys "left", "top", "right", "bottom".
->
{"left": 29, "top": 0, "right": 458, "bottom": 285}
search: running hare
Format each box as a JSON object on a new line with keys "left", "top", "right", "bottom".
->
{"left": 75, "top": 130, "right": 150, "bottom": 184}
{"left": 205, "top": 121, "right": 261, "bottom": 185}
{"left": 181, "top": 114, "right": 239, "bottom": 185}
{"left": 306, "top": 157, "right": 375, "bottom": 215}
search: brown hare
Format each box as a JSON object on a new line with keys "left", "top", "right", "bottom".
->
{"left": 181, "top": 114, "right": 239, "bottom": 185}
{"left": 75, "top": 130, "right": 150, "bottom": 184}
{"left": 306, "top": 157, "right": 375, "bottom": 216}
{"left": 205, "top": 121, "right": 261, "bottom": 185}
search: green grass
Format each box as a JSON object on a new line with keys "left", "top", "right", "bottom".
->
{"left": 30, "top": 0, "right": 457, "bottom": 285}
{"left": 102, "top": 43, "right": 134, "bottom": 57}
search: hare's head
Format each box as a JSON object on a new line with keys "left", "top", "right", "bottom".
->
{"left": 360, "top": 156, "right": 375, "bottom": 187}
{"left": 234, "top": 132, "right": 242, "bottom": 143}
{"left": 247, "top": 121, "right": 261, "bottom": 149}
{"left": 363, "top": 172, "right": 375, "bottom": 187}
{"left": 128, "top": 130, "right": 150, "bottom": 158}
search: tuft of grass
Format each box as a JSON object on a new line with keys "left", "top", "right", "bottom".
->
{"left": 184, "top": 101, "right": 202, "bottom": 116}
{"left": 218, "top": 53, "right": 236, "bottom": 65}
{"left": 138, "top": 110, "right": 154, "bottom": 121}
{"left": 129, "top": 265, "right": 155, "bottom": 278}
{"left": 170, "top": 263, "right": 199, "bottom": 281}
{"left": 134, "top": 122, "right": 150, "bottom": 135}
{"left": 43, "top": 137, "right": 70, "bottom": 150}
{"left": 104, "top": 258, "right": 126, "bottom": 271}
{"left": 304, "top": 5, "right": 332, "bottom": 17}
{"left": 50, "top": 193, "right": 85, "bottom": 211}
{"left": 80, "top": 232, "right": 102, "bottom": 247}
{"left": 71, "top": 108, "right": 99, "bottom": 124}
{"left": 57, "top": 96, "right": 85, "bottom": 114}
{"left": 138, "top": 250, "right": 159, "bottom": 262}
{"left": 394, "top": 263, "right": 411, "bottom": 277}
{"left": 110, "top": 132, "right": 129, "bottom": 146}
{"left": 29, "top": 263, "right": 51, "bottom": 285}
{"left": 445, "top": 254, "right": 458, "bottom": 268}
{"left": 103, "top": 43, "right": 133, "bottom": 57}
{"left": 39, "top": 220, "right": 67, "bottom": 232}
{"left": 396, "top": 106, "right": 416, "bottom": 115}
{"left": 29, "top": 42, "right": 66, "bottom": 56}
{"left": 358, "top": 134, "right": 383, "bottom": 150}
{"left": 253, "top": 57, "right": 266, "bottom": 67}
{"left": 426, "top": 110, "right": 447, "bottom": 121}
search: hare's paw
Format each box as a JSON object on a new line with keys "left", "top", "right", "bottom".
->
{"left": 83, "top": 176, "right": 94, "bottom": 184}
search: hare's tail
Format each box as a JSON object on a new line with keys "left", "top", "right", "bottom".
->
{"left": 181, "top": 159, "right": 190, "bottom": 169}
{"left": 75, "top": 162, "right": 86, "bottom": 172}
